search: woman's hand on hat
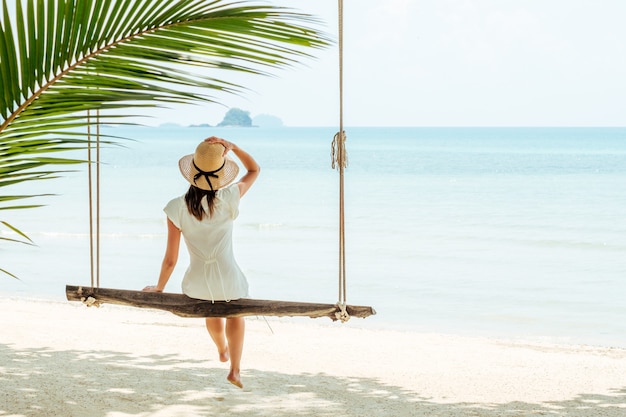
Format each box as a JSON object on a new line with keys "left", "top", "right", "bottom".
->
{"left": 205, "top": 136, "right": 235, "bottom": 156}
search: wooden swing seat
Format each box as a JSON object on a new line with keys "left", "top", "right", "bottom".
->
{"left": 66, "top": 285, "right": 376, "bottom": 321}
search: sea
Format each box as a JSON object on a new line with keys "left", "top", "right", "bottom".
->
{"left": 2, "top": 126, "right": 626, "bottom": 348}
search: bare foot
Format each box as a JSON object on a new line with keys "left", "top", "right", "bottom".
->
{"left": 219, "top": 347, "right": 230, "bottom": 363}
{"left": 227, "top": 370, "right": 243, "bottom": 389}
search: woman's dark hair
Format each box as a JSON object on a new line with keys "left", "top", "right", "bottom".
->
{"left": 185, "top": 185, "right": 217, "bottom": 220}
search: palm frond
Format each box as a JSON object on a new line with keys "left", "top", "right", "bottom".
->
{"left": 0, "top": 0, "right": 330, "bottom": 133}
{"left": 0, "top": 0, "right": 330, "bottom": 277}
{"left": 0, "top": 0, "right": 330, "bottom": 202}
{"left": 1, "top": 220, "right": 34, "bottom": 241}
{"left": 0, "top": 267, "right": 20, "bottom": 279}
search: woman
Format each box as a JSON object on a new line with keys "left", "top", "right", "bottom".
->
{"left": 143, "top": 136, "right": 260, "bottom": 389}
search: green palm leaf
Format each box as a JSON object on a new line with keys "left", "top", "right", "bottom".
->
{"left": 0, "top": 0, "right": 331, "bottom": 277}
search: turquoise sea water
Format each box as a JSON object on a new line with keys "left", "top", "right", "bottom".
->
{"left": 2, "top": 126, "right": 626, "bottom": 347}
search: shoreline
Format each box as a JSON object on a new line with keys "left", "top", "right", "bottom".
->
{"left": 2, "top": 296, "right": 626, "bottom": 416}
{"left": 3, "top": 289, "right": 626, "bottom": 349}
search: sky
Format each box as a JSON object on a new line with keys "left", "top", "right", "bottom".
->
{"left": 158, "top": 0, "right": 626, "bottom": 127}
{"left": 6, "top": 0, "right": 626, "bottom": 127}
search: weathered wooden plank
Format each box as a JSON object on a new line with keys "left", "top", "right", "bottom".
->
{"left": 65, "top": 285, "right": 376, "bottom": 321}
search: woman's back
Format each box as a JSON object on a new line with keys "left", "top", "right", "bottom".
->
{"left": 165, "top": 184, "right": 248, "bottom": 302}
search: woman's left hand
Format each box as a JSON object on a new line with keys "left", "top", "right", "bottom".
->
{"left": 205, "top": 136, "right": 234, "bottom": 155}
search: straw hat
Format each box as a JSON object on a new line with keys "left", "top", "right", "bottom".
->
{"left": 179, "top": 142, "right": 239, "bottom": 191}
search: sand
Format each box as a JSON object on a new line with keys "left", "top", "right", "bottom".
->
{"left": 1, "top": 297, "right": 625, "bottom": 417}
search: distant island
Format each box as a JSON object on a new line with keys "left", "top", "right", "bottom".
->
{"left": 163, "top": 108, "right": 284, "bottom": 128}
{"left": 218, "top": 108, "right": 252, "bottom": 127}
{"left": 216, "top": 108, "right": 284, "bottom": 128}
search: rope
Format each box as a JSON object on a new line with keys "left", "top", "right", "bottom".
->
{"left": 331, "top": 0, "right": 349, "bottom": 321}
{"left": 86, "top": 109, "right": 101, "bottom": 291}
{"left": 87, "top": 110, "right": 95, "bottom": 289}
{"left": 331, "top": 131, "right": 347, "bottom": 170}
{"left": 96, "top": 109, "right": 101, "bottom": 289}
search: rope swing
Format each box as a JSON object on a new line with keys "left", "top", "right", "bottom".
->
{"left": 82, "top": 108, "right": 102, "bottom": 308}
{"left": 66, "top": 0, "right": 375, "bottom": 322}
{"left": 331, "top": 0, "right": 349, "bottom": 322}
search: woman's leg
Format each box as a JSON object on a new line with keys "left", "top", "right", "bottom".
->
{"left": 225, "top": 317, "right": 245, "bottom": 388}
{"left": 205, "top": 318, "right": 229, "bottom": 362}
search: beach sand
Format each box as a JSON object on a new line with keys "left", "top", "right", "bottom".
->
{"left": 1, "top": 297, "right": 625, "bottom": 417}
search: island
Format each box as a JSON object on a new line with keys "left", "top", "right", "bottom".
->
{"left": 216, "top": 108, "right": 284, "bottom": 128}
{"left": 217, "top": 108, "right": 252, "bottom": 127}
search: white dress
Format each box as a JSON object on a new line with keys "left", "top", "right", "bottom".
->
{"left": 164, "top": 184, "right": 249, "bottom": 302}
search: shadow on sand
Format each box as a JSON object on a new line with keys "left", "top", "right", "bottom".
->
{"left": 1, "top": 343, "right": 624, "bottom": 417}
